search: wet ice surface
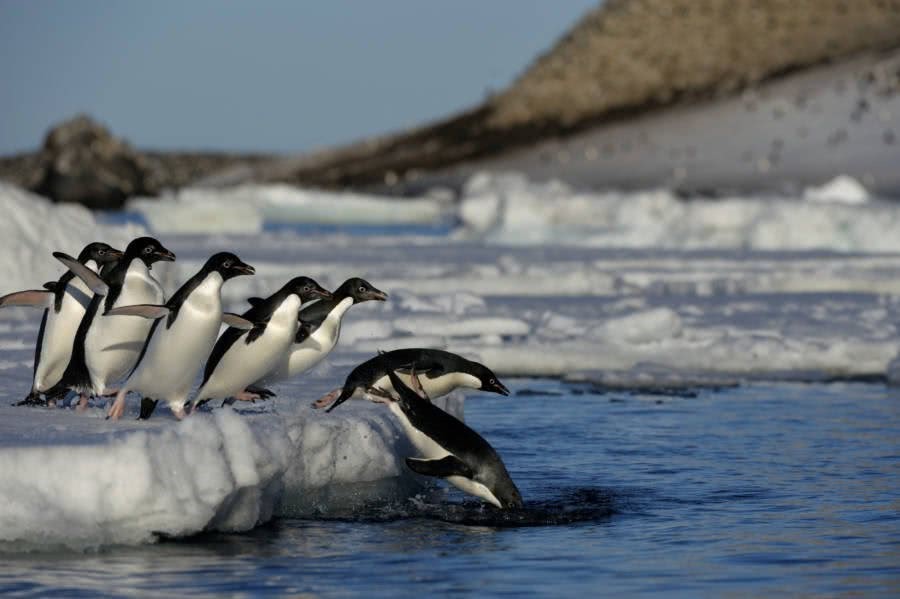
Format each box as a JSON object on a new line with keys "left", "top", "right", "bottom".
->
{"left": 0, "top": 381, "right": 897, "bottom": 597}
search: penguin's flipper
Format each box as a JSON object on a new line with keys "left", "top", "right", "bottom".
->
{"left": 406, "top": 456, "right": 474, "bottom": 479}
{"left": 106, "top": 304, "right": 170, "bottom": 319}
{"left": 42, "top": 281, "right": 57, "bottom": 291}
{"left": 53, "top": 252, "right": 109, "bottom": 296}
{"left": 0, "top": 289, "right": 52, "bottom": 308}
{"left": 222, "top": 312, "right": 254, "bottom": 330}
{"left": 247, "top": 297, "right": 265, "bottom": 307}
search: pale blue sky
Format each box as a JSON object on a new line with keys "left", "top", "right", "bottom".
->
{"left": 0, "top": 1, "right": 598, "bottom": 154}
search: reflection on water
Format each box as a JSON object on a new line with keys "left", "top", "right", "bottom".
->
{"left": 1, "top": 381, "right": 898, "bottom": 597}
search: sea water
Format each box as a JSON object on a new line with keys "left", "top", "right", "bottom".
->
{"left": 0, "top": 380, "right": 896, "bottom": 597}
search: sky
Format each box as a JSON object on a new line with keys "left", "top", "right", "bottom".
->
{"left": 0, "top": 1, "right": 598, "bottom": 155}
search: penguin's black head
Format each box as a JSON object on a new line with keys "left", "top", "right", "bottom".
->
{"left": 494, "top": 476, "right": 524, "bottom": 510}
{"left": 126, "top": 236, "right": 176, "bottom": 267}
{"left": 336, "top": 277, "right": 388, "bottom": 303}
{"left": 469, "top": 361, "right": 510, "bottom": 396}
{"left": 206, "top": 252, "right": 255, "bottom": 280}
{"left": 285, "top": 276, "right": 332, "bottom": 302}
{"left": 79, "top": 242, "right": 124, "bottom": 265}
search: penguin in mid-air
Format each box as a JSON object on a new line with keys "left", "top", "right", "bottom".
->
{"left": 105, "top": 252, "right": 256, "bottom": 420}
{"left": 191, "top": 276, "right": 331, "bottom": 409}
{"left": 49, "top": 236, "right": 175, "bottom": 406}
{"left": 0, "top": 242, "right": 123, "bottom": 405}
{"left": 246, "top": 277, "right": 387, "bottom": 395}
{"left": 366, "top": 366, "right": 523, "bottom": 509}
{"left": 315, "top": 348, "right": 509, "bottom": 412}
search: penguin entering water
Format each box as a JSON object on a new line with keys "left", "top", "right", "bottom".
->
{"left": 48, "top": 236, "right": 175, "bottom": 407}
{"left": 191, "top": 276, "right": 331, "bottom": 410}
{"left": 105, "top": 252, "right": 255, "bottom": 420}
{"left": 0, "top": 242, "right": 123, "bottom": 406}
{"left": 366, "top": 366, "right": 523, "bottom": 509}
{"left": 246, "top": 277, "right": 387, "bottom": 395}
{"left": 315, "top": 348, "right": 509, "bottom": 412}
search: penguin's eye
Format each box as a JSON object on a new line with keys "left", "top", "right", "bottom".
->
{"left": 489, "top": 378, "right": 495, "bottom": 385}
{"left": 303, "top": 285, "right": 311, "bottom": 292}
{"left": 143, "top": 246, "right": 153, "bottom": 255}
{"left": 98, "top": 249, "right": 106, "bottom": 256}
{"left": 358, "top": 286, "right": 366, "bottom": 293}
{"left": 223, "top": 260, "right": 233, "bottom": 268}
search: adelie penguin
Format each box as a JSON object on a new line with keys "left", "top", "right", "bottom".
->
{"left": 105, "top": 252, "right": 255, "bottom": 421}
{"left": 48, "top": 236, "right": 175, "bottom": 407}
{"left": 0, "top": 242, "right": 123, "bottom": 406}
{"left": 366, "top": 366, "right": 523, "bottom": 509}
{"left": 315, "top": 348, "right": 509, "bottom": 412}
{"left": 245, "top": 277, "right": 387, "bottom": 396}
{"left": 190, "top": 276, "right": 331, "bottom": 410}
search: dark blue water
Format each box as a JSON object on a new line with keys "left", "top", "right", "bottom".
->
{"left": 1, "top": 381, "right": 898, "bottom": 597}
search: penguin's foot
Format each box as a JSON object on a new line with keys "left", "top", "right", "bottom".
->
{"left": 246, "top": 385, "right": 276, "bottom": 399}
{"left": 106, "top": 390, "right": 128, "bottom": 421}
{"left": 312, "top": 389, "right": 340, "bottom": 409}
{"left": 233, "top": 390, "right": 263, "bottom": 403}
{"left": 14, "top": 392, "right": 46, "bottom": 407}
{"left": 364, "top": 386, "right": 394, "bottom": 404}
{"left": 408, "top": 368, "right": 430, "bottom": 401}
{"left": 76, "top": 394, "right": 90, "bottom": 413}
{"left": 171, "top": 404, "right": 187, "bottom": 420}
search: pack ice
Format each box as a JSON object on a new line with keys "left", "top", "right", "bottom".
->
{"left": 3, "top": 176, "right": 900, "bottom": 550}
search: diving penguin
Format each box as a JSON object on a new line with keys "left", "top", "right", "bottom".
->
{"left": 315, "top": 348, "right": 509, "bottom": 412}
{"left": 366, "top": 366, "right": 523, "bottom": 509}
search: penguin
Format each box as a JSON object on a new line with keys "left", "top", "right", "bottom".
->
{"left": 248, "top": 277, "right": 387, "bottom": 392}
{"left": 49, "top": 236, "right": 175, "bottom": 405}
{"left": 0, "top": 242, "right": 123, "bottom": 405}
{"left": 105, "top": 252, "right": 256, "bottom": 421}
{"left": 191, "top": 276, "right": 332, "bottom": 409}
{"left": 366, "top": 366, "right": 523, "bottom": 509}
{"left": 315, "top": 348, "right": 509, "bottom": 412}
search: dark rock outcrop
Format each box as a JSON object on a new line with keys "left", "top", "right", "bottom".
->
{"left": 28, "top": 115, "right": 155, "bottom": 210}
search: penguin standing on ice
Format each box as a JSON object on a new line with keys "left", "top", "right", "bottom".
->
{"left": 248, "top": 277, "right": 387, "bottom": 393}
{"left": 49, "top": 236, "right": 175, "bottom": 406}
{"left": 315, "top": 348, "right": 509, "bottom": 411}
{"left": 105, "top": 252, "right": 256, "bottom": 420}
{"left": 191, "top": 276, "right": 331, "bottom": 409}
{"left": 0, "top": 242, "right": 123, "bottom": 405}
{"left": 366, "top": 366, "right": 523, "bottom": 509}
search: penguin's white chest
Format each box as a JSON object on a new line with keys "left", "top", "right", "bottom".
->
{"left": 269, "top": 297, "right": 353, "bottom": 382}
{"left": 128, "top": 274, "right": 223, "bottom": 399}
{"left": 33, "top": 262, "right": 97, "bottom": 391}
{"left": 200, "top": 295, "right": 301, "bottom": 399}
{"left": 85, "top": 261, "right": 164, "bottom": 392}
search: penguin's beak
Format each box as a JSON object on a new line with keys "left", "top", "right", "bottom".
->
{"left": 488, "top": 379, "right": 510, "bottom": 396}
{"left": 108, "top": 248, "right": 125, "bottom": 259}
{"left": 233, "top": 262, "right": 255, "bottom": 276}
{"left": 154, "top": 248, "right": 176, "bottom": 262}
{"left": 369, "top": 288, "right": 388, "bottom": 302}
{"left": 312, "top": 285, "right": 333, "bottom": 300}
